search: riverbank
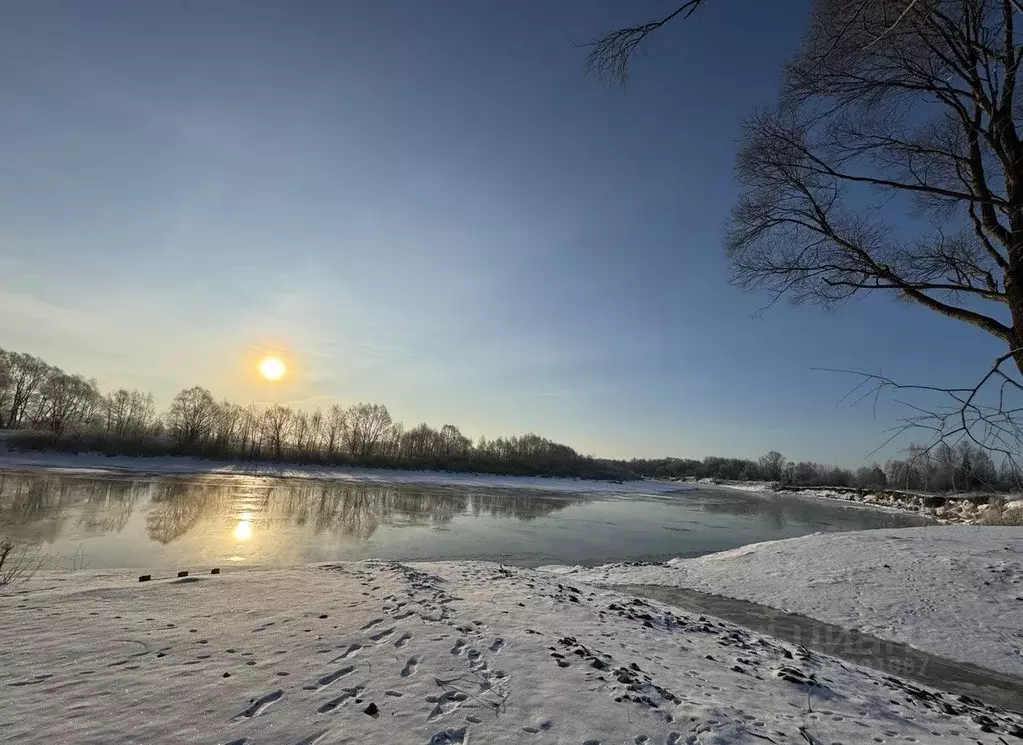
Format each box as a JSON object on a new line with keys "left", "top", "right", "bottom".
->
{"left": 3, "top": 559, "right": 1022, "bottom": 744}
{"left": 0, "top": 451, "right": 691, "bottom": 496}
{"left": 544, "top": 525, "right": 1023, "bottom": 677}
{"left": 703, "top": 479, "right": 1023, "bottom": 524}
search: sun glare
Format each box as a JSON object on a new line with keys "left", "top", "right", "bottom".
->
{"left": 258, "top": 356, "right": 286, "bottom": 381}
{"left": 233, "top": 514, "right": 253, "bottom": 542}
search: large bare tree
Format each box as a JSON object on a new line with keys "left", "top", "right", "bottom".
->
{"left": 591, "top": 0, "right": 1023, "bottom": 460}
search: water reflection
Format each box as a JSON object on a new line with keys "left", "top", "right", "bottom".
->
{"left": 0, "top": 472, "right": 146, "bottom": 543}
{"left": 697, "top": 489, "right": 923, "bottom": 531}
{"left": 0, "top": 471, "right": 930, "bottom": 568}
{"left": 0, "top": 473, "right": 578, "bottom": 547}
{"left": 233, "top": 513, "right": 253, "bottom": 542}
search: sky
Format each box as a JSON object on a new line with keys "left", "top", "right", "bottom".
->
{"left": 0, "top": 0, "right": 1007, "bottom": 465}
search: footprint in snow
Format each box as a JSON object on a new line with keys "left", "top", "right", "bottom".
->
{"left": 427, "top": 727, "right": 467, "bottom": 745}
{"left": 370, "top": 627, "right": 395, "bottom": 643}
{"left": 317, "top": 686, "right": 364, "bottom": 713}
{"left": 394, "top": 632, "right": 413, "bottom": 648}
{"left": 488, "top": 637, "right": 505, "bottom": 653}
{"left": 450, "top": 640, "right": 467, "bottom": 656}
{"left": 360, "top": 618, "right": 384, "bottom": 630}
{"left": 426, "top": 690, "right": 468, "bottom": 720}
{"left": 401, "top": 656, "right": 420, "bottom": 677}
{"left": 305, "top": 666, "right": 355, "bottom": 690}
{"left": 331, "top": 644, "right": 362, "bottom": 662}
{"left": 232, "top": 689, "right": 283, "bottom": 720}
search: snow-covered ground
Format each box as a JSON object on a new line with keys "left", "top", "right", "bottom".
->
{"left": 3, "top": 561, "right": 1022, "bottom": 745}
{"left": 703, "top": 479, "right": 1023, "bottom": 524}
{"left": 0, "top": 452, "right": 692, "bottom": 496}
{"left": 544, "top": 525, "right": 1023, "bottom": 677}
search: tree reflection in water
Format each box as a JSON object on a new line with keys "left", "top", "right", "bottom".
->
{"left": 0, "top": 472, "right": 145, "bottom": 543}
{"left": 0, "top": 473, "right": 933, "bottom": 567}
{"left": 1, "top": 473, "right": 580, "bottom": 547}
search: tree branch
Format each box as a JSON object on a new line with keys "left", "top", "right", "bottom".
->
{"left": 584, "top": 0, "right": 708, "bottom": 85}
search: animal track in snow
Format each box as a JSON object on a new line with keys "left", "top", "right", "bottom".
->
{"left": 400, "top": 656, "right": 420, "bottom": 677}
{"left": 232, "top": 689, "right": 282, "bottom": 720}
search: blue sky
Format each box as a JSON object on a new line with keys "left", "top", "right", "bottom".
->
{"left": 0, "top": 0, "right": 1004, "bottom": 464}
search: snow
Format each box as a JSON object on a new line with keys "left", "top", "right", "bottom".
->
{"left": 706, "top": 480, "right": 1016, "bottom": 524}
{"left": 3, "top": 560, "right": 1022, "bottom": 744}
{"left": 544, "top": 525, "right": 1023, "bottom": 677}
{"left": 0, "top": 452, "right": 693, "bottom": 496}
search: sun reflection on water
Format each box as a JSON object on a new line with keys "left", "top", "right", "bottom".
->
{"left": 233, "top": 512, "right": 253, "bottom": 542}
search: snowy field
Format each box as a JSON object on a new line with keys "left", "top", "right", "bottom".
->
{"left": 3, "top": 561, "right": 1022, "bottom": 745}
{"left": 0, "top": 452, "right": 692, "bottom": 496}
{"left": 544, "top": 526, "right": 1023, "bottom": 677}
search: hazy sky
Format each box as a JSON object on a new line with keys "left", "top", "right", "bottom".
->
{"left": 0, "top": 1, "right": 1003, "bottom": 464}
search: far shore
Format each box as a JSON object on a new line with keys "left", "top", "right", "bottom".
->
{"left": 0, "top": 450, "right": 693, "bottom": 496}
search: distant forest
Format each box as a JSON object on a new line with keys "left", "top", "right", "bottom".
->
{"left": 0, "top": 347, "right": 628, "bottom": 480}
{"left": 625, "top": 441, "right": 1020, "bottom": 493}
{"left": 0, "top": 346, "right": 1016, "bottom": 491}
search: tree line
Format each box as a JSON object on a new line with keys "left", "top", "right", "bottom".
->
{"left": 3, "top": 346, "right": 1017, "bottom": 491}
{"left": 0, "top": 347, "right": 627, "bottom": 480}
{"left": 627, "top": 441, "right": 1020, "bottom": 493}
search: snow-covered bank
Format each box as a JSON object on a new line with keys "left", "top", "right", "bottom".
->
{"left": 0, "top": 451, "right": 693, "bottom": 495}
{"left": 702, "top": 479, "right": 1023, "bottom": 524}
{"left": 3, "top": 562, "right": 1021, "bottom": 744}
{"left": 545, "top": 525, "right": 1023, "bottom": 677}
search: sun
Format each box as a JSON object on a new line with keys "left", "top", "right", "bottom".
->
{"left": 258, "top": 356, "right": 286, "bottom": 381}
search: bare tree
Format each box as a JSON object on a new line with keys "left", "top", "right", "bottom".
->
{"left": 213, "top": 400, "right": 244, "bottom": 452}
{"left": 343, "top": 403, "right": 393, "bottom": 459}
{"left": 34, "top": 372, "right": 98, "bottom": 438}
{"left": 291, "top": 410, "right": 312, "bottom": 456}
{"left": 0, "top": 349, "right": 13, "bottom": 428}
{"left": 104, "top": 389, "right": 156, "bottom": 438}
{"left": 166, "top": 387, "right": 219, "bottom": 448}
{"left": 3, "top": 352, "right": 50, "bottom": 428}
{"left": 261, "top": 404, "right": 294, "bottom": 459}
{"left": 758, "top": 450, "right": 786, "bottom": 481}
{"left": 591, "top": 1, "right": 1023, "bottom": 461}
{"left": 726, "top": 0, "right": 1023, "bottom": 376}
{"left": 324, "top": 404, "right": 347, "bottom": 457}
